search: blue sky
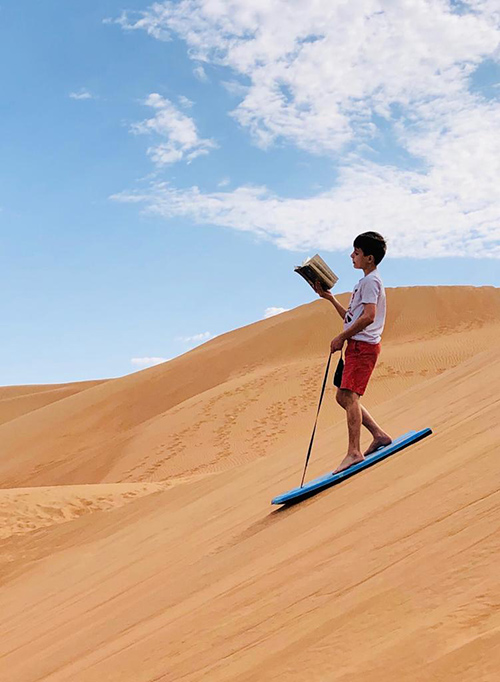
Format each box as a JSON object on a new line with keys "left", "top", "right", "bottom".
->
{"left": 1, "top": 0, "right": 499, "bottom": 385}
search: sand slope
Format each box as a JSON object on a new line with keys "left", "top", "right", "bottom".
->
{"left": 0, "top": 287, "right": 498, "bottom": 487}
{"left": 0, "top": 286, "right": 499, "bottom": 681}
{"left": 0, "top": 379, "right": 104, "bottom": 427}
{"left": 0, "top": 482, "right": 166, "bottom": 539}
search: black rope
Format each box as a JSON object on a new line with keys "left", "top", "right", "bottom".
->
{"left": 300, "top": 351, "right": 334, "bottom": 488}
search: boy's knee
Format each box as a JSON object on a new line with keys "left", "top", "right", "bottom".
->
{"left": 336, "top": 388, "right": 348, "bottom": 407}
{"left": 337, "top": 388, "right": 358, "bottom": 407}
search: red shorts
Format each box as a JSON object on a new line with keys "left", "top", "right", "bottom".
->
{"left": 340, "top": 339, "right": 381, "bottom": 396}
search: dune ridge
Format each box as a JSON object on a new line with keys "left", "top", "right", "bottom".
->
{"left": 0, "top": 285, "right": 499, "bottom": 681}
{"left": 0, "top": 379, "right": 104, "bottom": 427}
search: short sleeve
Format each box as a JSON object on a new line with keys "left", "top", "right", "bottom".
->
{"left": 360, "top": 277, "right": 381, "bottom": 305}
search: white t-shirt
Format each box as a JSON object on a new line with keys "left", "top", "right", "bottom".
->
{"left": 343, "top": 269, "right": 386, "bottom": 344}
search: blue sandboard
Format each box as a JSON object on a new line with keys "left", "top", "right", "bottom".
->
{"left": 271, "top": 428, "right": 432, "bottom": 505}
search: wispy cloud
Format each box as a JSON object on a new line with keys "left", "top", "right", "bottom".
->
{"left": 69, "top": 89, "right": 95, "bottom": 100}
{"left": 111, "top": 146, "right": 500, "bottom": 258}
{"left": 114, "top": 1, "right": 500, "bottom": 152}
{"left": 104, "top": 12, "right": 171, "bottom": 41}
{"left": 177, "top": 331, "right": 215, "bottom": 343}
{"left": 193, "top": 64, "right": 208, "bottom": 82}
{"left": 131, "top": 356, "right": 169, "bottom": 367}
{"left": 264, "top": 307, "right": 289, "bottom": 319}
{"left": 131, "top": 93, "right": 217, "bottom": 166}
{"left": 178, "top": 95, "right": 193, "bottom": 108}
{"left": 111, "top": 1, "right": 500, "bottom": 258}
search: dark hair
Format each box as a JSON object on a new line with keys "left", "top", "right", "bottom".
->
{"left": 353, "top": 231, "right": 387, "bottom": 265}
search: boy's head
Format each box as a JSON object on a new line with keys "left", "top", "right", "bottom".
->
{"left": 352, "top": 231, "right": 387, "bottom": 269}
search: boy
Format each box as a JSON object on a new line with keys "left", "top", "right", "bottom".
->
{"left": 314, "top": 232, "right": 392, "bottom": 473}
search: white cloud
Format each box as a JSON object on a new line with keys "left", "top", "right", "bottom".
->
{"left": 113, "top": 0, "right": 500, "bottom": 153}
{"left": 178, "top": 95, "right": 194, "bottom": 108}
{"left": 131, "top": 93, "right": 217, "bottom": 165}
{"left": 177, "top": 331, "right": 215, "bottom": 343}
{"left": 111, "top": 146, "right": 500, "bottom": 257}
{"left": 193, "top": 64, "right": 208, "bottom": 81}
{"left": 104, "top": 12, "right": 171, "bottom": 41}
{"left": 221, "top": 80, "right": 248, "bottom": 98}
{"left": 264, "top": 307, "right": 289, "bottom": 318}
{"left": 218, "top": 177, "right": 230, "bottom": 187}
{"left": 69, "top": 89, "right": 95, "bottom": 100}
{"left": 111, "top": 1, "right": 500, "bottom": 258}
{"left": 131, "top": 356, "right": 169, "bottom": 367}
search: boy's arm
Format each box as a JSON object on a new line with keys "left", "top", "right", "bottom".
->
{"left": 340, "top": 303, "right": 376, "bottom": 341}
{"left": 314, "top": 282, "right": 347, "bottom": 320}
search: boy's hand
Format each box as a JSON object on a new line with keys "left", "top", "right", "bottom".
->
{"left": 313, "top": 281, "right": 332, "bottom": 300}
{"left": 330, "top": 334, "right": 345, "bottom": 353}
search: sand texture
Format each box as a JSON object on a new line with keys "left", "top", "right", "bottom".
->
{"left": 0, "top": 285, "right": 499, "bottom": 681}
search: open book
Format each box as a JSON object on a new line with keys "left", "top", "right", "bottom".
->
{"left": 294, "top": 254, "right": 338, "bottom": 291}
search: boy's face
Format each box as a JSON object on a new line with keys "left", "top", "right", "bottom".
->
{"left": 351, "top": 247, "right": 374, "bottom": 269}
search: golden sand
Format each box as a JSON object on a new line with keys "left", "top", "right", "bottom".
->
{"left": 0, "top": 286, "right": 498, "bottom": 681}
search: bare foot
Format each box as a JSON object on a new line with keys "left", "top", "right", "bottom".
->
{"left": 333, "top": 452, "right": 364, "bottom": 474}
{"left": 363, "top": 434, "right": 392, "bottom": 457}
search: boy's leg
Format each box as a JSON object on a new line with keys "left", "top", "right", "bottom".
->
{"left": 336, "top": 389, "right": 392, "bottom": 465}
{"left": 336, "top": 340, "right": 391, "bottom": 468}
{"left": 359, "top": 405, "right": 392, "bottom": 456}
{"left": 334, "top": 389, "right": 364, "bottom": 473}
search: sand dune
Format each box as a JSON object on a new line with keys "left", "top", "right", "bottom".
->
{"left": 0, "top": 379, "right": 104, "bottom": 426}
{"left": 0, "top": 285, "right": 499, "bottom": 681}
{"left": 0, "top": 286, "right": 498, "bottom": 488}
